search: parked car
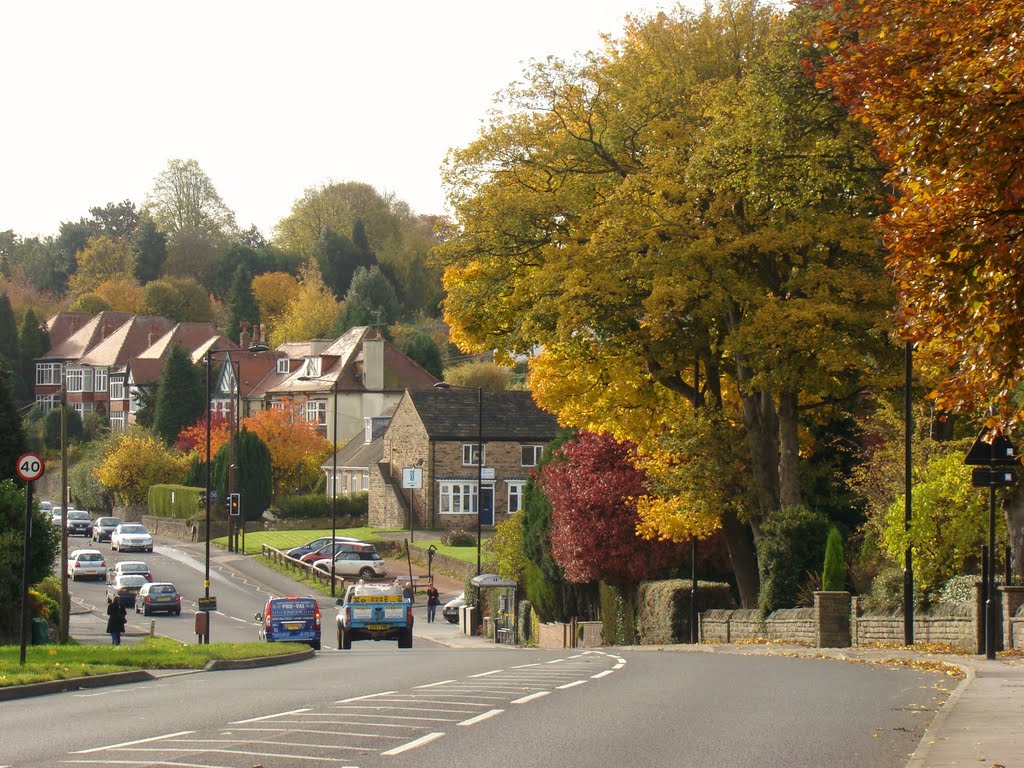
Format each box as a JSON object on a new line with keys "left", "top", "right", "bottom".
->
{"left": 106, "top": 574, "right": 148, "bottom": 607}
{"left": 255, "top": 595, "right": 321, "bottom": 650}
{"left": 312, "top": 546, "right": 387, "bottom": 580}
{"left": 135, "top": 582, "right": 181, "bottom": 615}
{"left": 39, "top": 500, "right": 53, "bottom": 515}
{"left": 107, "top": 560, "right": 153, "bottom": 584}
{"left": 49, "top": 509, "right": 64, "bottom": 527}
{"left": 443, "top": 592, "right": 466, "bottom": 624}
{"left": 67, "top": 549, "right": 107, "bottom": 581}
{"left": 286, "top": 536, "right": 364, "bottom": 560}
{"left": 91, "top": 517, "right": 122, "bottom": 543}
{"left": 298, "top": 540, "right": 366, "bottom": 564}
{"left": 66, "top": 510, "right": 94, "bottom": 537}
{"left": 111, "top": 523, "right": 153, "bottom": 553}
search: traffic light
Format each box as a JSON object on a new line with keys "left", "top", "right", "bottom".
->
{"left": 229, "top": 492, "right": 240, "bottom": 516}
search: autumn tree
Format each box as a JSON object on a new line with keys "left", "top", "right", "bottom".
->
{"left": 94, "top": 429, "right": 190, "bottom": 506}
{"left": 242, "top": 401, "right": 332, "bottom": 495}
{"left": 269, "top": 262, "right": 339, "bottom": 346}
{"left": 143, "top": 276, "right": 214, "bottom": 323}
{"left": 251, "top": 271, "right": 300, "bottom": 334}
{"left": 146, "top": 158, "right": 237, "bottom": 237}
{"left": 541, "top": 432, "right": 679, "bottom": 585}
{"left": 91, "top": 278, "right": 148, "bottom": 313}
{"left": 175, "top": 411, "right": 231, "bottom": 456}
{"left": 434, "top": 2, "right": 893, "bottom": 606}
{"left": 68, "top": 236, "right": 137, "bottom": 299}
{"left": 803, "top": 0, "right": 1024, "bottom": 428}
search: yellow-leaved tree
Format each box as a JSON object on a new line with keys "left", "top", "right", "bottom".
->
{"left": 94, "top": 429, "right": 190, "bottom": 506}
{"left": 268, "top": 263, "right": 339, "bottom": 346}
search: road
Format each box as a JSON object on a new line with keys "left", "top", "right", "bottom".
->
{"left": 8, "top": 539, "right": 953, "bottom": 768}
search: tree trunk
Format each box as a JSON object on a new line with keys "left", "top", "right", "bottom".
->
{"left": 1005, "top": 485, "right": 1024, "bottom": 582}
{"left": 740, "top": 388, "right": 780, "bottom": 520}
{"left": 721, "top": 508, "right": 760, "bottom": 608}
{"left": 777, "top": 389, "right": 802, "bottom": 508}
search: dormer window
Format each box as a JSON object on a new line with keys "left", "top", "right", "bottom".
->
{"left": 277, "top": 357, "right": 289, "bottom": 374}
{"left": 304, "top": 357, "right": 322, "bottom": 377}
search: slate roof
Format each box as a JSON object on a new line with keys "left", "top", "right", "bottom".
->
{"left": 41, "top": 311, "right": 135, "bottom": 360}
{"left": 45, "top": 312, "right": 93, "bottom": 348}
{"left": 407, "top": 389, "right": 560, "bottom": 442}
{"left": 77, "top": 316, "right": 176, "bottom": 367}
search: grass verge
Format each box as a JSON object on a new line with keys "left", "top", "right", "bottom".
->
{"left": 0, "top": 636, "right": 304, "bottom": 687}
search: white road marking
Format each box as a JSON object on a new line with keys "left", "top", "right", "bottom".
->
{"left": 70, "top": 731, "right": 194, "bottom": 754}
{"left": 512, "top": 662, "right": 541, "bottom": 668}
{"left": 230, "top": 726, "right": 404, "bottom": 740}
{"left": 556, "top": 680, "right": 587, "bottom": 690}
{"left": 229, "top": 708, "right": 310, "bottom": 724}
{"left": 591, "top": 670, "right": 614, "bottom": 679}
{"left": 340, "top": 704, "right": 478, "bottom": 715}
{"left": 335, "top": 690, "right": 398, "bottom": 703}
{"left": 545, "top": 658, "right": 566, "bottom": 664}
{"left": 414, "top": 679, "right": 455, "bottom": 688}
{"left": 381, "top": 731, "right": 446, "bottom": 755}
{"left": 511, "top": 691, "right": 551, "bottom": 704}
{"left": 63, "top": 761, "right": 237, "bottom": 767}
{"left": 458, "top": 709, "right": 504, "bottom": 726}
{"left": 614, "top": 663, "right": 625, "bottom": 669}
{"left": 468, "top": 668, "right": 503, "bottom": 677}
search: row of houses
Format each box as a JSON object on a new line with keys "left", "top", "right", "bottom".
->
{"left": 33, "top": 312, "right": 561, "bottom": 531}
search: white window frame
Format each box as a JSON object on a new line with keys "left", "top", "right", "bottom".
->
{"left": 109, "top": 378, "right": 125, "bottom": 401}
{"left": 361, "top": 471, "right": 369, "bottom": 491}
{"left": 521, "top": 444, "right": 544, "bottom": 467}
{"left": 507, "top": 481, "right": 526, "bottom": 513}
{"left": 94, "top": 367, "right": 108, "bottom": 393}
{"left": 65, "top": 368, "right": 84, "bottom": 393}
{"left": 305, "top": 399, "right": 326, "bottom": 425}
{"left": 439, "top": 481, "right": 478, "bottom": 514}
{"left": 35, "top": 394, "right": 59, "bottom": 411}
{"left": 462, "top": 443, "right": 485, "bottom": 466}
{"left": 36, "top": 362, "right": 62, "bottom": 386}
{"left": 277, "top": 357, "right": 290, "bottom": 374}
{"left": 109, "top": 411, "right": 127, "bottom": 432}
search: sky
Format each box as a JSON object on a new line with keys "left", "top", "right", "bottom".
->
{"left": 1, "top": 1, "right": 701, "bottom": 240}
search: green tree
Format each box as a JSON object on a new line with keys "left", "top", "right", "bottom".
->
{"left": 18, "top": 308, "right": 50, "bottom": 402}
{"left": 143, "top": 276, "right": 213, "bottom": 323}
{"left": 335, "top": 266, "right": 401, "bottom": 334}
{"left": 234, "top": 428, "right": 273, "bottom": 521}
{"left": 133, "top": 211, "right": 167, "bottom": 285}
{"left": 43, "top": 407, "right": 84, "bottom": 450}
{"left": 757, "top": 505, "right": 831, "bottom": 614}
{"left": 313, "top": 226, "right": 376, "bottom": 300}
{"left": 0, "top": 293, "right": 23, "bottom": 403}
{"left": 145, "top": 158, "right": 237, "bottom": 237}
{"left": 162, "top": 226, "right": 223, "bottom": 290}
{"left": 822, "top": 527, "right": 847, "bottom": 592}
{"left": 0, "top": 482, "right": 61, "bottom": 640}
{"left": 152, "top": 345, "right": 206, "bottom": 446}
{"left": 225, "top": 266, "right": 260, "bottom": 342}
{"left": 0, "top": 357, "right": 27, "bottom": 482}
{"left": 398, "top": 331, "right": 443, "bottom": 378}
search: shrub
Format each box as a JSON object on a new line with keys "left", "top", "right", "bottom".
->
{"left": 272, "top": 492, "right": 368, "bottom": 521}
{"left": 757, "top": 504, "right": 830, "bottom": 614}
{"left": 635, "top": 579, "right": 735, "bottom": 644}
{"left": 822, "top": 527, "right": 847, "bottom": 591}
{"left": 936, "top": 574, "right": 981, "bottom": 605}
{"left": 599, "top": 582, "right": 637, "bottom": 645}
{"left": 862, "top": 566, "right": 925, "bottom": 613}
{"left": 442, "top": 529, "right": 477, "bottom": 547}
{"left": 148, "top": 484, "right": 205, "bottom": 519}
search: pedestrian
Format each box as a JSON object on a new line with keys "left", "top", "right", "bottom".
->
{"left": 426, "top": 584, "right": 440, "bottom": 623}
{"left": 190, "top": 522, "right": 198, "bottom": 542}
{"left": 106, "top": 595, "right": 127, "bottom": 646}
{"left": 403, "top": 581, "right": 415, "bottom": 604}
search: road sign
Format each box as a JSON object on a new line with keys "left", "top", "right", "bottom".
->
{"left": 402, "top": 467, "right": 423, "bottom": 489}
{"left": 15, "top": 453, "right": 44, "bottom": 482}
{"left": 964, "top": 429, "right": 1017, "bottom": 466}
{"left": 971, "top": 467, "right": 1016, "bottom": 488}
{"left": 480, "top": 467, "right": 495, "bottom": 481}
{"left": 197, "top": 596, "right": 217, "bottom": 611}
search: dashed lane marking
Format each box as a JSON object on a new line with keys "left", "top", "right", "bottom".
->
{"left": 556, "top": 680, "right": 587, "bottom": 690}
{"left": 229, "top": 708, "right": 311, "bottom": 724}
{"left": 458, "top": 709, "right": 504, "bottom": 726}
{"left": 511, "top": 691, "right": 551, "bottom": 704}
{"left": 336, "top": 690, "right": 398, "bottom": 703}
{"left": 70, "top": 730, "right": 195, "bottom": 754}
{"left": 468, "top": 668, "right": 504, "bottom": 677}
{"left": 414, "top": 679, "right": 455, "bottom": 688}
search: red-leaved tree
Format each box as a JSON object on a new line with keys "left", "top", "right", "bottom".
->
{"left": 175, "top": 411, "right": 231, "bottom": 456}
{"left": 541, "top": 431, "right": 679, "bottom": 585}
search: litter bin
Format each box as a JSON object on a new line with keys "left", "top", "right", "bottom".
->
{"left": 31, "top": 617, "right": 50, "bottom": 645}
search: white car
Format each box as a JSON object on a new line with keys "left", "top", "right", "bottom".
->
{"left": 107, "top": 560, "right": 153, "bottom": 584}
{"left": 111, "top": 523, "right": 154, "bottom": 553}
{"left": 67, "top": 549, "right": 108, "bottom": 581}
{"left": 312, "top": 547, "right": 388, "bottom": 580}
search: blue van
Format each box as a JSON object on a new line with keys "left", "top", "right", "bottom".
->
{"left": 256, "top": 596, "right": 321, "bottom": 650}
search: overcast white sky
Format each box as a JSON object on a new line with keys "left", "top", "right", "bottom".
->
{"left": 1, "top": 1, "right": 702, "bottom": 240}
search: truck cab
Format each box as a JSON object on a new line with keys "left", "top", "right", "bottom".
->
{"left": 336, "top": 580, "right": 413, "bottom": 649}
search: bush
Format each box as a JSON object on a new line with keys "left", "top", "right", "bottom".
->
{"left": 635, "top": 579, "right": 735, "bottom": 645}
{"left": 757, "top": 504, "right": 830, "bottom": 614}
{"left": 936, "top": 574, "right": 981, "bottom": 605}
{"left": 862, "top": 566, "right": 925, "bottom": 613}
{"left": 442, "top": 528, "right": 477, "bottom": 547}
{"left": 272, "top": 492, "right": 368, "bottom": 521}
{"left": 148, "top": 484, "right": 205, "bottom": 519}
{"left": 822, "top": 527, "right": 847, "bottom": 591}
{"left": 599, "top": 582, "right": 637, "bottom": 646}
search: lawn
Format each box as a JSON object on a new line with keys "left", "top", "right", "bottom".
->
{"left": 0, "top": 636, "right": 303, "bottom": 687}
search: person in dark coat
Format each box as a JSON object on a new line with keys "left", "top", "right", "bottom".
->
{"left": 106, "top": 595, "right": 128, "bottom": 645}
{"left": 426, "top": 584, "right": 440, "bottom": 623}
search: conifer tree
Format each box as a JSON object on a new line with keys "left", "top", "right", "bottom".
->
{"left": 17, "top": 307, "right": 49, "bottom": 405}
{"left": 822, "top": 527, "right": 847, "bottom": 592}
{"left": 0, "top": 357, "right": 27, "bottom": 482}
{"left": 152, "top": 345, "right": 206, "bottom": 445}
{"left": 225, "top": 265, "right": 260, "bottom": 342}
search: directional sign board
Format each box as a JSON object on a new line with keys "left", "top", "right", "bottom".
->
{"left": 971, "top": 467, "right": 1016, "bottom": 488}
{"left": 197, "top": 596, "right": 217, "bottom": 611}
{"left": 16, "top": 453, "right": 44, "bottom": 483}
{"left": 964, "top": 429, "right": 1017, "bottom": 466}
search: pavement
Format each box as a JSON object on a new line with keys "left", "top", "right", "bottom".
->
{"left": 24, "top": 540, "right": 1024, "bottom": 766}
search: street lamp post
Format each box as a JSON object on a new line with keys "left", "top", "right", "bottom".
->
{"left": 203, "top": 352, "right": 213, "bottom": 644}
{"left": 433, "top": 382, "right": 483, "bottom": 631}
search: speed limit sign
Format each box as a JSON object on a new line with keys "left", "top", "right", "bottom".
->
{"left": 16, "top": 453, "right": 44, "bottom": 482}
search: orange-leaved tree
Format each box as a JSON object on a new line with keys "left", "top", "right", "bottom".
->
{"left": 175, "top": 412, "right": 232, "bottom": 456}
{"left": 802, "top": 0, "right": 1024, "bottom": 427}
{"left": 242, "top": 401, "right": 332, "bottom": 495}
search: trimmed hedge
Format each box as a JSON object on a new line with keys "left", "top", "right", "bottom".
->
{"left": 636, "top": 579, "right": 736, "bottom": 645}
{"left": 272, "top": 492, "right": 368, "bottom": 521}
{"left": 599, "top": 583, "right": 637, "bottom": 646}
{"left": 148, "top": 484, "right": 205, "bottom": 519}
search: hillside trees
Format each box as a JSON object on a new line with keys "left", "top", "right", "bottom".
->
{"left": 434, "top": 2, "right": 893, "bottom": 606}
{"left": 269, "top": 263, "right": 339, "bottom": 346}
{"left": 146, "top": 158, "right": 237, "bottom": 237}
{"left": 804, "top": 0, "right": 1024, "bottom": 428}
{"left": 225, "top": 266, "right": 260, "bottom": 341}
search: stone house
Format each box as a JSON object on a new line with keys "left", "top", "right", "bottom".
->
{"left": 369, "top": 388, "right": 560, "bottom": 532}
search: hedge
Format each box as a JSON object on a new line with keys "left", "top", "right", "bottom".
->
{"left": 148, "top": 484, "right": 205, "bottom": 519}
{"left": 635, "top": 579, "right": 736, "bottom": 645}
{"left": 271, "top": 492, "right": 368, "bottom": 520}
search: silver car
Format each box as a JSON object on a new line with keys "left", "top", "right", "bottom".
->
{"left": 111, "top": 523, "right": 154, "bottom": 553}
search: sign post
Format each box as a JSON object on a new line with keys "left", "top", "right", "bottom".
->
{"left": 966, "top": 430, "right": 1017, "bottom": 659}
{"left": 402, "top": 467, "right": 422, "bottom": 542}
{"left": 16, "top": 453, "right": 45, "bottom": 665}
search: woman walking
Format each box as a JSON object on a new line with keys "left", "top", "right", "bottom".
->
{"left": 106, "top": 595, "right": 128, "bottom": 646}
{"left": 426, "top": 584, "right": 440, "bottom": 623}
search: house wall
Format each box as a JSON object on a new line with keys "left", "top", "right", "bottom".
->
{"left": 369, "top": 397, "right": 429, "bottom": 528}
